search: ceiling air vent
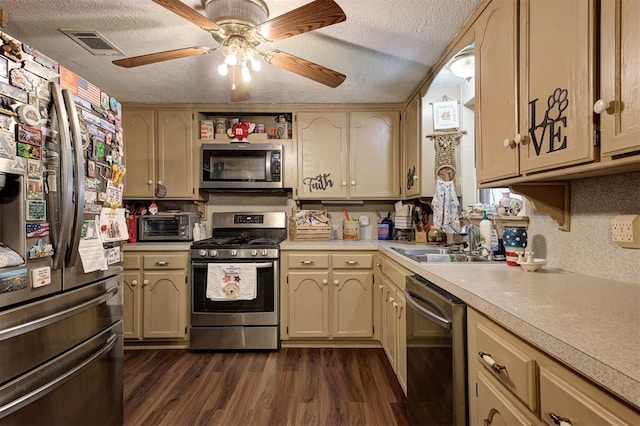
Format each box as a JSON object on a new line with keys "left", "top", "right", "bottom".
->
{"left": 60, "top": 29, "right": 124, "bottom": 56}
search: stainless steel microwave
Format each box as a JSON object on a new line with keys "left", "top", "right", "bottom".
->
{"left": 138, "top": 213, "right": 199, "bottom": 241}
{"left": 200, "top": 143, "right": 283, "bottom": 190}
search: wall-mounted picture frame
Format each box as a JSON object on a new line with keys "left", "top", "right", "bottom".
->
{"left": 433, "top": 100, "right": 460, "bottom": 130}
{"left": 0, "top": 56, "right": 8, "bottom": 78}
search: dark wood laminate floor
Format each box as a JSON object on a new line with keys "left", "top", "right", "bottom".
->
{"left": 124, "top": 348, "right": 408, "bottom": 426}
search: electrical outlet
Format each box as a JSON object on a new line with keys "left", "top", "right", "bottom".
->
{"left": 611, "top": 215, "right": 640, "bottom": 248}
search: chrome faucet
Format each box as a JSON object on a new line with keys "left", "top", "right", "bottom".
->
{"left": 459, "top": 218, "right": 479, "bottom": 254}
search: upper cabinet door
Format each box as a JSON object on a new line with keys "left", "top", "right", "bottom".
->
{"left": 349, "top": 111, "right": 400, "bottom": 199}
{"left": 297, "top": 112, "right": 349, "bottom": 199}
{"left": 156, "top": 110, "right": 194, "bottom": 199}
{"left": 599, "top": 0, "right": 640, "bottom": 158}
{"left": 123, "top": 109, "right": 155, "bottom": 198}
{"left": 475, "top": 0, "right": 520, "bottom": 183}
{"left": 403, "top": 96, "right": 421, "bottom": 198}
{"left": 519, "top": 0, "right": 596, "bottom": 173}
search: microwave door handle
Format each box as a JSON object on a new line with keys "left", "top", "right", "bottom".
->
{"left": 49, "top": 82, "right": 73, "bottom": 270}
{"left": 265, "top": 153, "right": 271, "bottom": 182}
{"left": 62, "top": 89, "right": 85, "bottom": 267}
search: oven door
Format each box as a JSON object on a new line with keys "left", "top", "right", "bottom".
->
{"left": 191, "top": 260, "right": 278, "bottom": 326}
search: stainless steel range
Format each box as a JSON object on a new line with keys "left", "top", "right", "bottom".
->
{"left": 189, "top": 211, "right": 287, "bottom": 350}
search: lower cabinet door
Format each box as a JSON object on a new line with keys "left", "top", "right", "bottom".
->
{"left": 331, "top": 271, "right": 373, "bottom": 338}
{"left": 287, "top": 271, "right": 330, "bottom": 338}
{"left": 122, "top": 271, "right": 142, "bottom": 340}
{"left": 143, "top": 270, "right": 187, "bottom": 339}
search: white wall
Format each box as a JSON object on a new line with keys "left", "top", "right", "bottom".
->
{"left": 526, "top": 171, "right": 640, "bottom": 284}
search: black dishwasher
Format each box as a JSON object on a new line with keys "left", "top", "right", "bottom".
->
{"left": 405, "top": 275, "right": 467, "bottom": 426}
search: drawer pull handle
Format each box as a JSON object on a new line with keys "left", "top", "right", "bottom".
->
{"left": 301, "top": 260, "right": 315, "bottom": 265}
{"left": 549, "top": 413, "right": 572, "bottom": 426}
{"left": 345, "top": 260, "right": 359, "bottom": 266}
{"left": 155, "top": 261, "right": 169, "bottom": 266}
{"left": 479, "top": 351, "right": 506, "bottom": 373}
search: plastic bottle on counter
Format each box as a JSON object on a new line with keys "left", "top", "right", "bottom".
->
{"left": 192, "top": 223, "right": 201, "bottom": 241}
{"left": 479, "top": 211, "right": 492, "bottom": 250}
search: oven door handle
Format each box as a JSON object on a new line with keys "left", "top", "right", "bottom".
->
{"left": 404, "top": 289, "right": 452, "bottom": 330}
{"left": 192, "top": 262, "right": 274, "bottom": 269}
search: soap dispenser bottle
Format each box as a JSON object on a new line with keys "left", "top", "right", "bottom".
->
{"left": 479, "top": 211, "right": 492, "bottom": 250}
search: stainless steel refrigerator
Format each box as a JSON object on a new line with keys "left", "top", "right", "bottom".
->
{"left": 0, "top": 30, "right": 124, "bottom": 424}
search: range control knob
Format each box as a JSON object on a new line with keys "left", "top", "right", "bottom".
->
{"left": 198, "top": 249, "right": 207, "bottom": 257}
{"left": 208, "top": 249, "right": 218, "bottom": 257}
{"left": 230, "top": 249, "right": 238, "bottom": 257}
{"left": 261, "top": 249, "right": 269, "bottom": 257}
{"left": 251, "top": 249, "right": 258, "bottom": 257}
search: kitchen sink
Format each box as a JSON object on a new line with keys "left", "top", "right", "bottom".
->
{"left": 391, "top": 247, "right": 491, "bottom": 263}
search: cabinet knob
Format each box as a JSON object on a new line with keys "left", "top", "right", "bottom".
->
{"left": 351, "top": 180, "right": 356, "bottom": 186}
{"left": 378, "top": 284, "right": 383, "bottom": 290}
{"left": 142, "top": 279, "right": 149, "bottom": 287}
{"left": 413, "top": 174, "right": 419, "bottom": 180}
{"left": 147, "top": 180, "right": 153, "bottom": 185}
{"left": 341, "top": 181, "right": 347, "bottom": 187}
{"left": 157, "top": 180, "right": 163, "bottom": 185}
{"left": 503, "top": 138, "right": 514, "bottom": 149}
{"left": 155, "top": 261, "right": 169, "bottom": 266}
{"left": 389, "top": 296, "right": 395, "bottom": 303}
{"left": 322, "top": 279, "right": 328, "bottom": 285}
{"left": 333, "top": 279, "right": 339, "bottom": 286}
{"left": 392, "top": 301, "right": 398, "bottom": 308}
{"left": 593, "top": 99, "right": 611, "bottom": 114}
{"left": 515, "top": 134, "right": 528, "bottom": 145}
{"left": 131, "top": 280, "right": 138, "bottom": 287}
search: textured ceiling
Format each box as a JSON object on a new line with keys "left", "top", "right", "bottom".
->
{"left": 1, "top": 0, "right": 481, "bottom": 104}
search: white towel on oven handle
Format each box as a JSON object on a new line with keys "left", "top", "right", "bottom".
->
{"left": 206, "top": 263, "right": 257, "bottom": 301}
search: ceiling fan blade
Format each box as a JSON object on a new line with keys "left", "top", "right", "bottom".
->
{"left": 265, "top": 50, "right": 345, "bottom": 88}
{"left": 152, "top": 0, "right": 220, "bottom": 31}
{"left": 256, "top": 0, "right": 346, "bottom": 41}
{"left": 112, "top": 47, "right": 212, "bottom": 68}
{"left": 229, "top": 66, "right": 251, "bottom": 102}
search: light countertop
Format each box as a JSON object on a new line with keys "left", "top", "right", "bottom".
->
{"left": 123, "top": 242, "right": 192, "bottom": 251}
{"left": 281, "top": 239, "right": 640, "bottom": 409}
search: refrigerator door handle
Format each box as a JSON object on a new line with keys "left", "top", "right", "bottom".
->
{"left": 0, "top": 284, "right": 118, "bottom": 341}
{"left": 49, "top": 82, "right": 73, "bottom": 271}
{"left": 0, "top": 331, "right": 118, "bottom": 418}
{"left": 62, "top": 90, "right": 85, "bottom": 267}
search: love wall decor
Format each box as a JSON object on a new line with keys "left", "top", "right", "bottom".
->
{"left": 528, "top": 88, "right": 569, "bottom": 156}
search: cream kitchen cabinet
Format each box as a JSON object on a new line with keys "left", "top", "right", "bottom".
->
{"left": 281, "top": 251, "right": 374, "bottom": 340}
{"left": 475, "top": 0, "right": 596, "bottom": 184}
{"left": 123, "top": 108, "right": 196, "bottom": 199}
{"left": 296, "top": 110, "right": 400, "bottom": 200}
{"left": 468, "top": 308, "right": 640, "bottom": 426}
{"left": 597, "top": 0, "right": 640, "bottom": 160}
{"left": 402, "top": 95, "right": 421, "bottom": 199}
{"left": 376, "top": 253, "right": 409, "bottom": 394}
{"left": 122, "top": 251, "right": 189, "bottom": 341}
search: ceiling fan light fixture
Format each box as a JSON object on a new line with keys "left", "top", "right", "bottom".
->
{"left": 241, "top": 63, "right": 252, "bottom": 82}
{"left": 447, "top": 48, "right": 475, "bottom": 81}
{"left": 204, "top": 0, "right": 269, "bottom": 26}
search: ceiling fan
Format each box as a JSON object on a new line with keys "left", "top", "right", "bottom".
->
{"left": 112, "top": 0, "right": 347, "bottom": 102}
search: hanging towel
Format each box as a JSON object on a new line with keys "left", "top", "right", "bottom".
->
{"left": 206, "top": 263, "right": 257, "bottom": 301}
{"left": 432, "top": 178, "right": 460, "bottom": 233}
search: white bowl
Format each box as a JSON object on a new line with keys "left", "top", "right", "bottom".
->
{"left": 517, "top": 258, "right": 548, "bottom": 272}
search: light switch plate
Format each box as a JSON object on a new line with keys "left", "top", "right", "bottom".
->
{"left": 611, "top": 215, "right": 640, "bottom": 248}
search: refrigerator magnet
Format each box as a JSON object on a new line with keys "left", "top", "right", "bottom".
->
{"left": 0, "top": 113, "right": 13, "bottom": 130}
{"left": 100, "top": 92, "right": 110, "bottom": 110}
{"left": 0, "top": 268, "right": 28, "bottom": 294}
{"left": 87, "top": 159, "right": 96, "bottom": 178}
{"left": 0, "top": 56, "right": 7, "bottom": 78}
{"left": 17, "top": 142, "right": 41, "bottom": 160}
{"left": 27, "top": 178, "right": 43, "bottom": 200}
{"left": 27, "top": 159, "right": 41, "bottom": 178}
{"left": 10, "top": 157, "right": 26, "bottom": 173}
{"left": 31, "top": 266, "right": 52, "bottom": 288}
{"left": 0, "top": 129, "right": 14, "bottom": 159}
{"left": 27, "top": 239, "right": 54, "bottom": 259}
{"left": 17, "top": 124, "right": 43, "bottom": 146}
{"left": 26, "top": 222, "right": 50, "bottom": 238}
{"left": 26, "top": 200, "right": 46, "bottom": 221}
{"left": 9, "top": 68, "right": 36, "bottom": 92}
{"left": 18, "top": 105, "right": 41, "bottom": 126}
